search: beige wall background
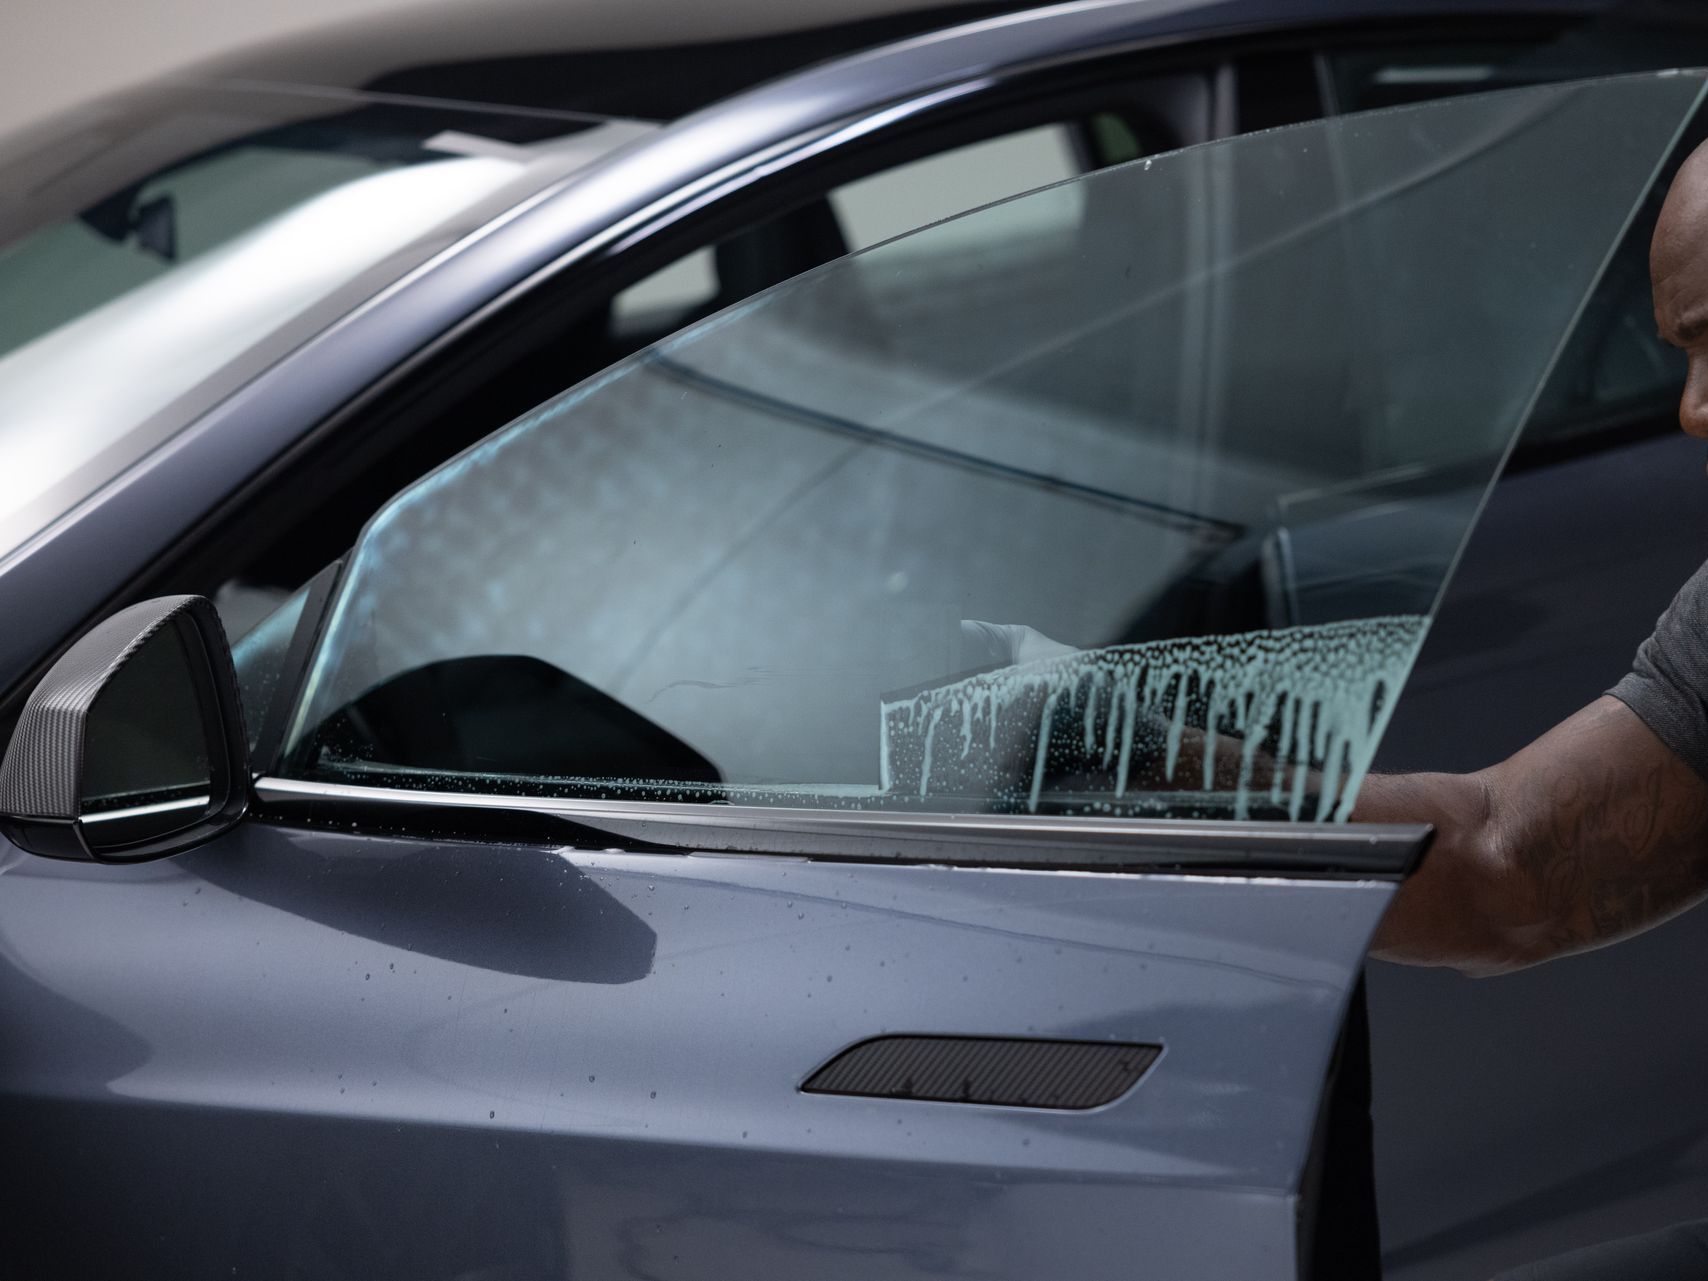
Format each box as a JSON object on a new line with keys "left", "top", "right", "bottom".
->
{"left": 0, "top": 0, "right": 929, "bottom": 138}
{"left": 0, "top": 0, "right": 447, "bottom": 136}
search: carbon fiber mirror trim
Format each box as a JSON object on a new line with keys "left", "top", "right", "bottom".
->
{"left": 0, "top": 596, "right": 248, "bottom": 862}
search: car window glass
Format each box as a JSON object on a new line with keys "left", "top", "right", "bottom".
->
{"left": 829, "top": 124, "right": 1082, "bottom": 251}
{"left": 0, "top": 85, "right": 646, "bottom": 563}
{"left": 1326, "top": 31, "right": 1708, "bottom": 450}
{"left": 609, "top": 114, "right": 1140, "bottom": 346}
{"left": 610, "top": 248, "right": 718, "bottom": 335}
{"left": 1523, "top": 184, "right": 1685, "bottom": 451}
{"left": 1235, "top": 53, "right": 1325, "bottom": 133}
{"left": 1326, "top": 42, "right": 1538, "bottom": 114}
{"left": 1327, "top": 24, "right": 1708, "bottom": 115}
{"left": 230, "top": 582, "right": 309, "bottom": 754}
{"left": 279, "top": 73, "right": 1705, "bottom": 824}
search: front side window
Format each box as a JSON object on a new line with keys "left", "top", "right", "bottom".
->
{"left": 273, "top": 73, "right": 1705, "bottom": 824}
{"left": 1326, "top": 28, "right": 1708, "bottom": 451}
{"left": 828, "top": 123, "right": 1086, "bottom": 252}
{"left": 609, "top": 108, "right": 1154, "bottom": 347}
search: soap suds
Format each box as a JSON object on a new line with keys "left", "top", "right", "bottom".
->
{"left": 878, "top": 616, "right": 1427, "bottom": 820}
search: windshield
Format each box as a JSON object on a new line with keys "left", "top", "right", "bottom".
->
{"left": 276, "top": 72, "right": 1706, "bottom": 823}
{"left": 0, "top": 82, "right": 652, "bottom": 561}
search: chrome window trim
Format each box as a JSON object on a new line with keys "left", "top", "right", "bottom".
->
{"left": 82, "top": 794, "right": 211, "bottom": 825}
{"left": 253, "top": 776, "right": 1432, "bottom": 876}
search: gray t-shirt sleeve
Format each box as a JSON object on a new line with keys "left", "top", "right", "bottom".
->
{"left": 1610, "top": 559, "right": 1708, "bottom": 783}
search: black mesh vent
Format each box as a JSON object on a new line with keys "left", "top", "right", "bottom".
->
{"left": 802, "top": 1036, "right": 1160, "bottom": 1110}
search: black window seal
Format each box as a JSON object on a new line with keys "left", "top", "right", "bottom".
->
{"left": 252, "top": 775, "right": 1434, "bottom": 880}
{"left": 246, "top": 556, "right": 346, "bottom": 777}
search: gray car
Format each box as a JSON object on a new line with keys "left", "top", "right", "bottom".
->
{"left": 3, "top": 3, "right": 1708, "bottom": 1279}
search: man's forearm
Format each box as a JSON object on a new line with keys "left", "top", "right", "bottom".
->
{"left": 1355, "top": 769, "right": 1523, "bottom": 975}
{"left": 1361, "top": 697, "right": 1708, "bottom": 976}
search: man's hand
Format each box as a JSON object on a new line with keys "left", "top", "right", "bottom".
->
{"left": 1359, "top": 696, "right": 1708, "bottom": 975}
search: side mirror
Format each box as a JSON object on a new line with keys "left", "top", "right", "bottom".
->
{"left": 0, "top": 596, "right": 248, "bottom": 862}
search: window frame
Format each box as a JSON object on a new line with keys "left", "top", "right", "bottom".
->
{"left": 11, "top": 9, "right": 1691, "bottom": 731}
{"left": 231, "top": 65, "right": 1702, "bottom": 861}
{"left": 126, "top": 58, "right": 1220, "bottom": 614}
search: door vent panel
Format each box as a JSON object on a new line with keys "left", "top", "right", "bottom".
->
{"left": 802, "top": 1035, "right": 1160, "bottom": 1110}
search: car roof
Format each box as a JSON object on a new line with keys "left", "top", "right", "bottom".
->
{"left": 194, "top": 0, "right": 1644, "bottom": 121}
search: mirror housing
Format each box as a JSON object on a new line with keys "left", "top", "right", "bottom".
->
{"left": 0, "top": 596, "right": 248, "bottom": 862}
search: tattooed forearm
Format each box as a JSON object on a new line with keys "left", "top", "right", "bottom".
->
{"left": 1366, "top": 697, "right": 1708, "bottom": 974}
{"left": 1510, "top": 705, "right": 1708, "bottom": 958}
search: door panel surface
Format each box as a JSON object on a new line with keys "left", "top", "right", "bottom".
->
{"left": 0, "top": 823, "right": 1387, "bottom": 1279}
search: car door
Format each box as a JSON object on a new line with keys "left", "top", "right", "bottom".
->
{"left": 0, "top": 71, "right": 1699, "bottom": 1281}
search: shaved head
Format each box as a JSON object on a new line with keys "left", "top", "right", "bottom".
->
{"left": 1652, "top": 139, "right": 1708, "bottom": 443}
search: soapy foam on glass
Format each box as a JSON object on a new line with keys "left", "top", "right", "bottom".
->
{"left": 316, "top": 615, "right": 1427, "bottom": 823}
{"left": 879, "top": 616, "right": 1427, "bottom": 820}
